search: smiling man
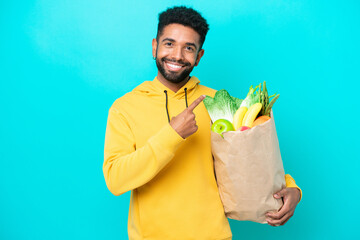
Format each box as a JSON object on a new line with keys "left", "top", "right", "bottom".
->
{"left": 103, "top": 6, "right": 302, "bottom": 240}
{"left": 153, "top": 23, "right": 204, "bottom": 86}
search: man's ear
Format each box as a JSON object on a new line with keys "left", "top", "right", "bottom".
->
{"left": 195, "top": 49, "right": 205, "bottom": 66}
{"left": 152, "top": 38, "right": 157, "bottom": 59}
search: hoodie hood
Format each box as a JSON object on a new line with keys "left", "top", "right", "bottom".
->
{"left": 133, "top": 76, "right": 200, "bottom": 100}
{"left": 132, "top": 76, "right": 200, "bottom": 123}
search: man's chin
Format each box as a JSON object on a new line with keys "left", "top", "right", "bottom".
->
{"left": 164, "top": 73, "right": 189, "bottom": 83}
{"left": 156, "top": 60, "right": 193, "bottom": 83}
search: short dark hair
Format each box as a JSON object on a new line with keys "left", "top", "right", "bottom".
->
{"left": 157, "top": 6, "right": 209, "bottom": 49}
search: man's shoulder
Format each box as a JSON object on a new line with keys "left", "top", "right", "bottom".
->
{"left": 110, "top": 80, "right": 152, "bottom": 110}
{"left": 112, "top": 92, "right": 130, "bottom": 103}
{"left": 107, "top": 94, "right": 129, "bottom": 114}
{"left": 197, "top": 84, "right": 217, "bottom": 97}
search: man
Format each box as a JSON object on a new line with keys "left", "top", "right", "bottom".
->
{"left": 103, "top": 6, "right": 301, "bottom": 240}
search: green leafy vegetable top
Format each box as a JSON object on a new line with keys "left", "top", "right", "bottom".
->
{"left": 203, "top": 89, "right": 242, "bottom": 123}
{"left": 240, "top": 85, "right": 260, "bottom": 109}
{"left": 241, "top": 81, "right": 280, "bottom": 117}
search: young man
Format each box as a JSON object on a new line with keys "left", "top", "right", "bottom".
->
{"left": 103, "top": 6, "right": 302, "bottom": 240}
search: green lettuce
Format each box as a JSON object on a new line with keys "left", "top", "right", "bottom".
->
{"left": 203, "top": 89, "right": 242, "bottom": 123}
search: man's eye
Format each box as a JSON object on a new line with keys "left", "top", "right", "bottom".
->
{"left": 186, "top": 46, "right": 195, "bottom": 52}
{"left": 165, "top": 42, "right": 172, "bottom": 46}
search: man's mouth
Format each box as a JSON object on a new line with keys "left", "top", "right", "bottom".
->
{"left": 165, "top": 61, "right": 184, "bottom": 72}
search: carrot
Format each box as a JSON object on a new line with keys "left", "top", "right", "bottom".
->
{"left": 252, "top": 115, "right": 271, "bottom": 127}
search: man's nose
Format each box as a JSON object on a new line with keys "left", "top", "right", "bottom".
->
{"left": 170, "top": 46, "right": 184, "bottom": 61}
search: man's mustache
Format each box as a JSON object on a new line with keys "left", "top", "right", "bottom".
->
{"left": 161, "top": 57, "right": 191, "bottom": 67}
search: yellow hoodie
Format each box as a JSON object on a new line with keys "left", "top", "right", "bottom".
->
{"left": 103, "top": 76, "right": 301, "bottom": 240}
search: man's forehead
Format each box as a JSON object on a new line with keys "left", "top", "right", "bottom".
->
{"left": 159, "top": 23, "right": 201, "bottom": 46}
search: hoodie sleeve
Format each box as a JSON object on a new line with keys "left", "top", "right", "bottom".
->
{"left": 285, "top": 174, "right": 302, "bottom": 202}
{"left": 103, "top": 105, "right": 185, "bottom": 196}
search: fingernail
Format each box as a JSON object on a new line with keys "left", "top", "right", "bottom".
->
{"left": 274, "top": 194, "right": 279, "bottom": 198}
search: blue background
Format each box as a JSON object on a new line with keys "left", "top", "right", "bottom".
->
{"left": 1, "top": 0, "right": 359, "bottom": 239}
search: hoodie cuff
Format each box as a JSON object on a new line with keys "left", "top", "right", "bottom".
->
{"left": 285, "top": 174, "right": 302, "bottom": 203}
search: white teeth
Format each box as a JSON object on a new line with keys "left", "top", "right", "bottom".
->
{"left": 167, "top": 63, "right": 182, "bottom": 69}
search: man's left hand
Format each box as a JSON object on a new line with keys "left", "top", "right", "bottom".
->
{"left": 266, "top": 187, "right": 300, "bottom": 226}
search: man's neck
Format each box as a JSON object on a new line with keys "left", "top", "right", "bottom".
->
{"left": 157, "top": 74, "right": 190, "bottom": 93}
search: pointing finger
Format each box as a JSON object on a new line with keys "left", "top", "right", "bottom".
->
{"left": 187, "top": 95, "right": 206, "bottom": 112}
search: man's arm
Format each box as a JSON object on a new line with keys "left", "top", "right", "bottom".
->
{"left": 103, "top": 106, "right": 185, "bottom": 196}
{"left": 103, "top": 96, "right": 205, "bottom": 196}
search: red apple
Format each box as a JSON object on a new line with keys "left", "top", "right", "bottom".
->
{"left": 238, "top": 126, "right": 251, "bottom": 131}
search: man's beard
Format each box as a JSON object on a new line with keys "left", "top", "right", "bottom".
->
{"left": 156, "top": 57, "right": 194, "bottom": 83}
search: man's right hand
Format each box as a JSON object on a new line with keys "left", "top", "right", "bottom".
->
{"left": 170, "top": 95, "right": 206, "bottom": 139}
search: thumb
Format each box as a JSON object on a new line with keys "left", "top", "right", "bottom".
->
{"left": 274, "top": 188, "right": 287, "bottom": 198}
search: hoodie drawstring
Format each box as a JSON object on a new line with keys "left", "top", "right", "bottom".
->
{"left": 164, "top": 90, "right": 171, "bottom": 123}
{"left": 184, "top": 88, "right": 188, "bottom": 108}
{"left": 163, "top": 88, "right": 189, "bottom": 123}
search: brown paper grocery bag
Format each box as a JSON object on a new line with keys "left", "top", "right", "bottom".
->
{"left": 211, "top": 111, "right": 286, "bottom": 223}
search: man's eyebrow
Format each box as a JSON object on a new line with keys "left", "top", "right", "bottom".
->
{"left": 185, "top": 42, "right": 198, "bottom": 50}
{"left": 162, "top": 38, "right": 175, "bottom": 42}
